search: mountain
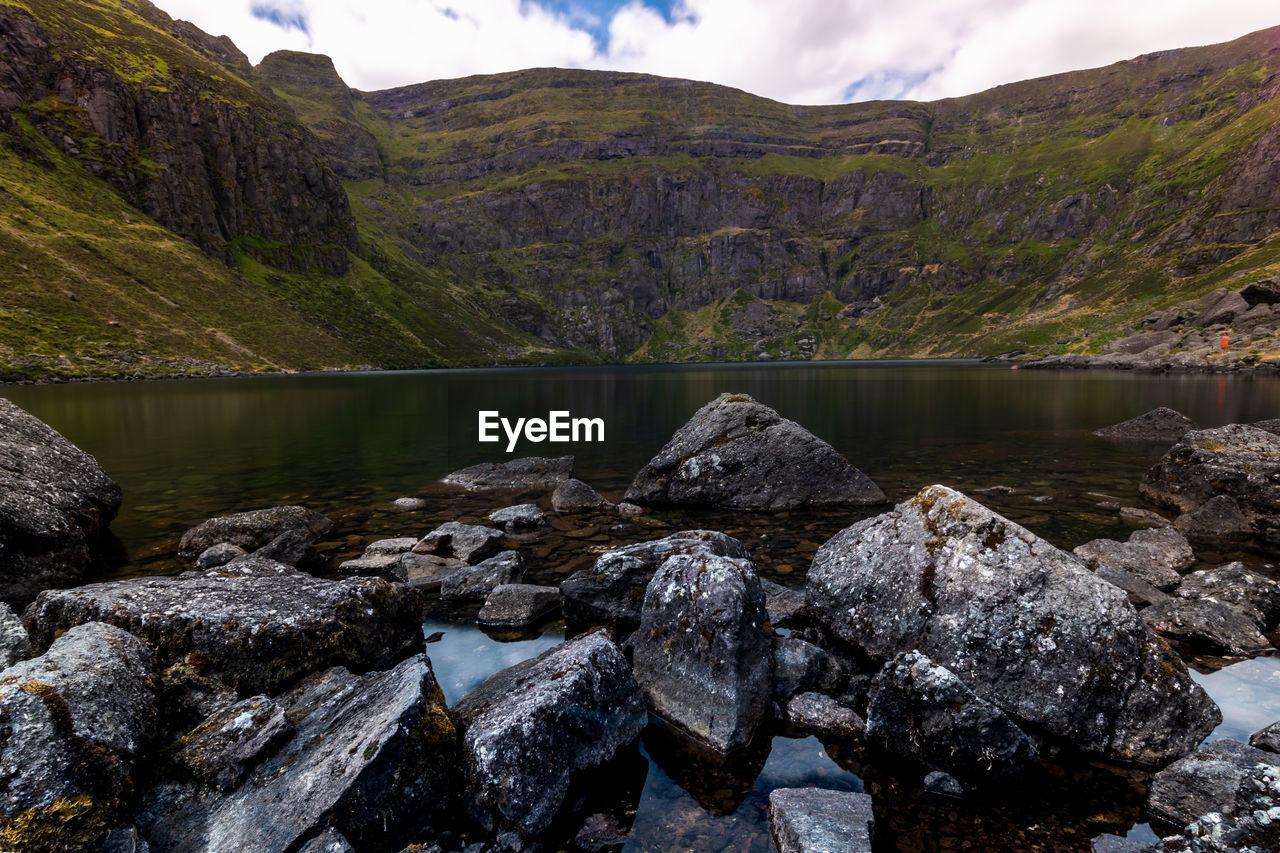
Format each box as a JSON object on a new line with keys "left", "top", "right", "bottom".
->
{"left": 3, "top": 0, "right": 1280, "bottom": 378}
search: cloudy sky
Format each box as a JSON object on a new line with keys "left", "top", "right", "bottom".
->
{"left": 157, "top": 0, "right": 1280, "bottom": 104}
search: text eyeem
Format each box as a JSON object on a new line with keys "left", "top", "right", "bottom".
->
{"left": 478, "top": 410, "right": 605, "bottom": 452}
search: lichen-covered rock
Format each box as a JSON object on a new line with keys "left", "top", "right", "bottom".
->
{"left": 1140, "top": 424, "right": 1280, "bottom": 546}
{"left": 0, "top": 622, "right": 156, "bottom": 851}
{"left": 364, "top": 538, "right": 418, "bottom": 557}
{"left": 138, "top": 655, "right": 457, "bottom": 852}
{"left": 551, "top": 479, "right": 611, "bottom": 513}
{"left": 1146, "top": 738, "right": 1280, "bottom": 831}
{"left": 1140, "top": 598, "right": 1272, "bottom": 656}
{"left": 0, "top": 601, "right": 31, "bottom": 669}
{"left": 440, "top": 550, "right": 523, "bottom": 601}
{"left": 807, "top": 485, "right": 1220, "bottom": 766}
{"left": 488, "top": 503, "right": 548, "bottom": 532}
{"left": 336, "top": 554, "right": 401, "bottom": 576}
{"left": 1175, "top": 494, "right": 1254, "bottom": 545}
{"left": 1251, "top": 721, "right": 1280, "bottom": 753}
{"left": 443, "top": 456, "right": 575, "bottom": 490}
{"left": 477, "top": 584, "right": 560, "bottom": 627}
{"left": 786, "top": 692, "right": 865, "bottom": 740}
{"left": 1177, "top": 562, "right": 1280, "bottom": 630}
{"left": 23, "top": 564, "right": 422, "bottom": 696}
{"left": 177, "top": 505, "right": 332, "bottom": 561}
{"left": 560, "top": 530, "right": 750, "bottom": 635}
{"left": 631, "top": 552, "right": 772, "bottom": 752}
{"left": 624, "top": 393, "right": 885, "bottom": 511}
{"left": 1093, "top": 407, "right": 1196, "bottom": 442}
{"left": 768, "top": 788, "right": 874, "bottom": 853}
{"left": 1094, "top": 564, "right": 1170, "bottom": 610}
{"left": 452, "top": 630, "right": 646, "bottom": 837}
{"left": 1073, "top": 526, "right": 1193, "bottom": 592}
{"left": 0, "top": 398, "right": 123, "bottom": 607}
{"left": 412, "top": 522, "right": 506, "bottom": 565}
{"left": 866, "top": 652, "right": 1037, "bottom": 780}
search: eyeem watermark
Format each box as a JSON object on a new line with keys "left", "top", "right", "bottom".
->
{"left": 478, "top": 410, "right": 605, "bottom": 452}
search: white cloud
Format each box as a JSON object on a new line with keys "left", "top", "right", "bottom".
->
{"left": 155, "top": 0, "right": 1280, "bottom": 104}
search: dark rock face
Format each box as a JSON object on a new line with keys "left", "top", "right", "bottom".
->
{"left": 477, "top": 584, "right": 560, "bottom": 627}
{"left": 1251, "top": 721, "right": 1280, "bottom": 753}
{"left": 0, "top": 622, "right": 156, "bottom": 851}
{"left": 177, "top": 506, "right": 332, "bottom": 561}
{"left": 1093, "top": 407, "right": 1196, "bottom": 442}
{"left": 443, "top": 456, "right": 575, "bottom": 490}
{"left": 768, "top": 788, "right": 874, "bottom": 853}
{"left": 772, "top": 637, "right": 834, "bottom": 704}
{"left": 624, "top": 394, "right": 885, "bottom": 511}
{"left": 1140, "top": 598, "right": 1272, "bottom": 656}
{"left": 551, "top": 479, "right": 611, "bottom": 512}
{"left": 231, "top": 529, "right": 320, "bottom": 569}
{"left": 138, "top": 655, "right": 457, "bottom": 852}
{"left": 0, "top": 398, "right": 123, "bottom": 607}
{"left": 413, "top": 522, "right": 506, "bottom": 564}
{"left": 1140, "top": 424, "right": 1280, "bottom": 546}
{"left": 440, "top": 550, "right": 524, "bottom": 600}
{"left": 23, "top": 565, "right": 422, "bottom": 696}
{"left": 1147, "top": 738, "right": 1280, "bottom": 831}
{"left": 807, "top": 485, "right": 1220, "bottom": 765}
{"left": 298, "top": 828, "right": 356, "bottom": 853}
{"left": 1072, "top": 526, "right": 1193, "bottom": 592}
{"left": 1173, "top": 493, "right": 1255, "bottom": 544}
{"left": 866, "top": 651, "right": 1037, "bottom": 780}
{"left": 0, "top": 601, "right": 31, "bottom": 669}
{"left": 1094, "top": 565, "right": 1170, "bottom": 610}
{"left": 488, "top": 503, "right": 548, "bottom": 532}
{"left": 195, "top": 542, "right": 246, "bottom": 570}
{"left": 560, "top": 530, "right": 750, "bottom": 635}
{"left": 452, "top": 630, "right": 646, "bottom": 837}
{"left": 786, "top": 692, "right": 865, "bottom": 740}
{"left": 631, "top": 552, "right": 772, "bottom": 752}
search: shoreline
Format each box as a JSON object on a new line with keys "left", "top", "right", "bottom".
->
{"left": 1000, "top": 353, "right": 1280, "bottom": 375}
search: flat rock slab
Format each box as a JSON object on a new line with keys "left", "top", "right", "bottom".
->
{"left": 1147, "top": 737, "right": 1280, "bottom": 829}
{"left": 443, "top": 456, "right": 574, "bottom": 490}
{"left": 477, "top": 584, "right": 560, "bottom": 627}
{"left": 624, "top": 393, "right": 885, "bottom": 511}
{"left": 413, "top": 522, "right": 505, "bottom": 565}
{"left": 1093, "top": 407, "right": 1196, "bottom": 442}
{"left": 138, "top": 655, "right": 457, "bottom": 853}
{"left": 488, "top": 503, "right": 548, "bottom": 532}
{"left": 0, "top": 622, "right": 156, "bottom": 850}
{"left": 23, "top": 564, "right": 423, "bottom": 695}
{"left": 177, "top": 505, "right": 332, "bottom": 560}
{"left": 768, "top": 788, "right": 874, "bottom": 853}
{"left": 453, "top": 630, "right": 646, "bottom": 837}
{"left": 0, "top": 398, "right": 123, "bottom": 607}
{"left": 807, "top": 484, "right": 1220, "bottom": 766}
{"left": 363, "top": 537, "right": 418, "bottom": 556}
{"left": 786, "top": 692, "right": 865, "bottom": 740}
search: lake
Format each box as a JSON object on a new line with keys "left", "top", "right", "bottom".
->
{"left": 6, "top": 359, "right": 1280, "bottom": 850}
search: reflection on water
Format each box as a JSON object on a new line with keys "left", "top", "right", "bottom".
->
{"left": 1193, "top": 655, "right": 1280, "bottom": 743}
{"left": 420, "top": 617, "right": 564, "bottom": 704}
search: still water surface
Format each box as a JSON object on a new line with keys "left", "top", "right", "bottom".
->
{"left": 7, "top": 360, "right": 1280, "bottom": 850}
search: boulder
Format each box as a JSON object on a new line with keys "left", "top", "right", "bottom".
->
{"left": 440, "top": 550, "right": 523, "bottom": 601}
{"left": 761, "top": 578, "right": 807, "bottom": 627}
{"left": 785, "top": 692, "right": 865, "bottom": 740}
{"left": 806, "top": 485, "right": 1220, "bottom": 765}
{"left": 1251, "top": 721, "right": 1280, "bottom": 753}
{"left": 138, "top": 655, "right": 457, "bottom": 852}
{"left": 477, "top": 583, "right": 560, "bottom": 628}
{"left": 0, "top": 601, "right": 31, "bottom": 668}
{"left": 363, "top": 537, "right": 418, "bottom": 557}
{"left": 1093, "top": 407, "right": 1196, "bottom": 442}
{"left": 412, "top": 522, "right": 505, "bottom": 565}
{"left": 1252, "top": 418, "right": 1280, "bottom": 437}
{"left": 177, "top": 505, "right": 332, "bottom": 561}
{"left": 624, "top": 393, "right": 885, "bottom": 511}
{"left": 866, "top": 651, "right": 1037, "bottom": 780}
{"left": 299, "top": 829, "right": 355, "bottom": 853}
{"left": 1140, "top": 598, "right": 1272, "bottom": 656}
{"left": 232, "top": 529, "right": 319, "bottom": 568}
{"left": 559, "top": 530, "right": 751, "bottom": 635}
{"left": 195, "top": 542, "right": 246, "bottom": 570}
{"left": 1177, "top": 562, "right": 1280, "bottom": 630}
{"left": 0, "top": 622, "right": 156, "bottom": 851}
{"left": 393, "top": 553, "right": 464, "bottom": 590}
{"left": 631, "top": 552, "right": 772, "bottom": 752}
{"left": 1094, "top": 564, "right": 1169, "bottom": 610}
{"left": 772, "top": 637, "right": 834, "bottom": 704}
{"left": 1175, "top": 494, "right": 1254, "bottom": 545}
{"left": 1241, "top": 277, "right": 1280, "bottom": 306}
{"left": 551, "top": 479, "right": 611, "bottom": 513}
{"left": 768, "top": 788, "right": 874, "bottom": 853}
{"left": 0, "top": 398, "right": 123, "bottom": 607}
{"left": 443, "top": 456, "right": 574, "bottom": 490}
{"left": 452, "top": 630, "right": 646, "bottom": 837}
{"left": 336, "top": 554, "right": 401, "bottom": 576}
{"left": 1147, "top": 738, "right": 1280, "bottom": 830}
{"left": 1140, "top": 425, "right": 1280, "bottom": 546}
{"left": 23, "top": 563, "right": 422, "bottom": 696}
{"left": 925, "top": 771, "right": 965, "bottom": 798}
{"left": 488, "top": 503, "right": 547, "bottom": 532}
{"left": 1072, "top": 526, "right": 1194, "bottom": 592}
{"left": 1193, "top": 290, "right": 1250, "bottom": 327}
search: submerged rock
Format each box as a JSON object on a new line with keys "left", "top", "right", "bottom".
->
{"left": 1140, "top": 598, "right": 1272, "bottom": 656}
{"left": 624, "top": 393, "right": 885, "bottom": 511}
{"left": 177, "top": 505, "right": 332, "bottom": 561}
{"left": 452, "top": 630, "right": 646, "bottom": 837}
{"left": 1093, "top": 407, "right": 1196, "bottom": 442}
{"left": 0, "top": 622, "right": 156, "bottom": 851}
{"left": 138, "top": 655, "right": 457, "bottom": 852}
{"left": 1072, "top": 526, "right": 1194, "bottom": 592}
{"left": 0, "top": 398, "right": 123, "bottom": 607}
{"left": 0, "top": 601, "right": 31, "bottom": 668}
{"left": 560, "top": 530, "right": 751, "bottom": 635}
{"left": 631, "top": 552, "right": 771, "bottom": 752}
{"left": 768, "top": 788, "right": 874, "bottom": 853}
{"left": 477, "top": 583, "right": 560, "bottom": 627}
{"left": 807, "top": 485, "right": 1220, "bottom": 765}
{"left": 413, "top": 522, "right": 505, "bottom": 565}
{"left": 866, "top": 651, "right": 1037, "bottom": 781}
{"left": 440, "top": 550, "right": 523, "bottom": 601}
{"left": 551, "top": 478, "right": 611, "bottom": 513}
{"left": 488, "top": 503, "right": 548, "bottom": 532}
{"left": 24, "top": 564, "right": 422, "bottom": 696}
{"left": 443, "top": 456, "right": 574, "bottom": 490}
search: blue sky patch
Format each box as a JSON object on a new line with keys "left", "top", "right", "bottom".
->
{"left": 251, "top": 2, "right": 310, "bottom": 35}
{"left": 533, "top": 0, "right": 680, "bottom": 48}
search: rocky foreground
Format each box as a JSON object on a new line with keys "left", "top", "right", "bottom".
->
{"left": 2, "top": 396, "right": 1280, "bottom": 851}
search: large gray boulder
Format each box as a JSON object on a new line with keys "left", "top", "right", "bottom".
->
{"left": 768, "top": 788, "right": 874, "bottom": 853}
{"left": 443, "top": 456, "right": 574, "bottom": 490}
{"left": 1093, "top": 407, "right": 1196, "bottom": 443}
{"left": 137, "top": 655, "right": 457, "bottom": 852}
{"left": 631, "top": 552, "right": 772, "bottom": 753}
{"left": 1140, "top": 424, "right": 1280, "bottom": 546}
{"left": 439, "top": 550, "right": 523, "bottom": 600}
{"left": 0, "top": 622, "right": 156, "bottom": 851}
{"left": 0, "top": 398, "right": 123, "bottom": 607}
{"left": 177, "top": 505, "right": 332, "bottom": 561}
{"left": 807, "top": 485, "right": 1220, "bottom": 766}
{"left": 452, "top": 630, "right": 646, "bottom": 837}
{"left": 624, "top": 393, "right": 885, "bottom": 511}
{"left": 23, "top": 562, "right": 422, "bottom": 696}
{"left": 559, "top": 530, "right": 751, "bottom": 635}
{"left": 551, "top": 478, "right": 611, "bottom": 513}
